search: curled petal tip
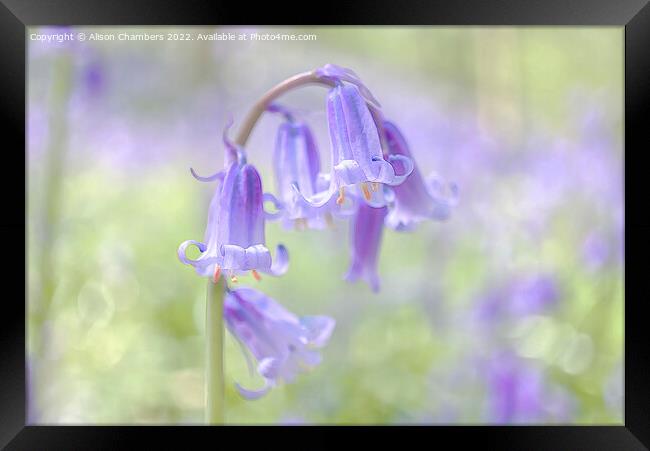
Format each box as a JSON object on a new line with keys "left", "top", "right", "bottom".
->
{"left": 235, "top": 381, "right": 272, "bottom": 400}
{"left": 222, "top": 116, "right": 239, "bottom": 163}
{"left": 267, "top": 103, "right": 295, "bottom": 121}
{"left": 268, "top": 244, "right": 290, "bottom": 276}
{"left": 291, "top": 182, "right": 336, "bottom": 208}
{"left": 177, "top": 240, "right": 206, "bottom": 265}
{"left": 190, "top": 167, "right": 224, "bottom": 182}
{"left": 263, "top": 192, "right": 284, "bottom": 220}
{"left": 385, "top": 154, "right": 415, "bottom": 186}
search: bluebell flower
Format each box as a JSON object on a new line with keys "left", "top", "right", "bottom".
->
{"left": 178, "top": 127, "right": 287, "bottom": 282}
{"left": 383, "top": 120, "right": 457, "bottom": 231}
{"left": 271, "top": 112, "right": 340, "bottom": 230}
{"left": 224, "top": 287, "right": 335, "bottom": 399}
{"left": 295, "top": 75, "right": 413, "bottom": 208}
{"left": 344, "top": 202, "right": 388, "bottom": 292}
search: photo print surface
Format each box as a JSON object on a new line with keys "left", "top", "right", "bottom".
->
{"left": 27, "top": 26, "right": 623, "bottom": 424}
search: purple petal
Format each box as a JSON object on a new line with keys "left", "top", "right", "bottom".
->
{"left": 263, "top": 192, "right": 284, "bottom": 220}
{"left": 235, "top": 380, "right": 272, "bottom": 400}
{"left": 383, "top": 120, "right": 456, "bottom": 230}
{"left": 220, "top": 244, "right": 272, "bottom": 271}
{"left": 300, "top": 316, "right": 336, "bottom": 347}
{"left": 272, "top": 121, "right": 333, "bottom": 220}
{"left": 267, "top": 102, "right": 296, "bottom": 121}
{"left": 345, "top": 203, "right": 387, "bottom": 292}
{"left": 190, "top": 167, "right": 224, "bottom": 183}
{"left": 222, "top": 117, "right": 239, "bottom": 165}
{"left": 291, "top": 181, "right": 338, "bottom": 208}
{"left": 258, "top": 357, "right": 283, "bottom": 379}
{"left": 266, "top": 244, "right": 289, "bottom": 276}
{"left": 224, "top": 287, "right": 335, "bottom": 399}
{"left": 177, "top": 240, "right": 206, "bottom": 265}
{"left": 334, "top": 85, "right": 383, "bottom": 179}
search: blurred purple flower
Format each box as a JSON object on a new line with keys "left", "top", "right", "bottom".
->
{"left": 178, "top": 127, "right": 288, "bottom": 281}
{"left": 582, "top": 232, "right": 611, "bottom": 271}
{"left": 296, "top": 83, "right": 413, "bottom": 208}
{"left": 383, "top": 120, "right": 457, "bottom": 231}
{"left": 486, "top": 353, "right": 544, "bottom": 423}
{"left": 476, "top": 274, "right": 560, "bottom": 322}
{"left": 345, "top": 202, "right": 388, "bottom": 292}
{"left": 82, "top": 59, "right": 105, "bottom": 98}
{"left": 509, "top": 275, "right": 560, "bottom": 316}
{"left": 224, "top": 287, "right": 335, "bottom": 399}
{"left": 485, "top": 352, "right": 574, "bottom": 423}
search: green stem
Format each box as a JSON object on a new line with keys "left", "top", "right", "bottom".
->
{"left": 205, "top": 278, "right": 226, "bottom": 424}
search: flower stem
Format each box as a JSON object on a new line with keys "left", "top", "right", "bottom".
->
{"left": 205, "top": 277, "right": 226, "bottom": 424}
{"left": 233, "top": 69, "right": 386, "bottom": 151}
{"left": 234, "top": 71, "right": 334, "bottom": 147}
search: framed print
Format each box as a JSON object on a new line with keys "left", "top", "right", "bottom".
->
{"left": 1, "top": 0, "right": 648, "bottom": 449}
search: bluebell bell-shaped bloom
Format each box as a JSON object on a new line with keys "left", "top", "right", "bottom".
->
{"left": 224, "top": 287, "right": 335, "bottom": 399}
{"left": 177, "top": 131, "right": 287, "bottom": 281}
{"left": 344, "top": 202, "right": 388, "bottom": 292}
{"left": 383, "top": 120, "right": 458, "bottom": 231}
{"left": 295, "top": 83, "right": 413, "bottom": 208}
{"left": 272, "top": 119, "right": 339, "bottom": 230}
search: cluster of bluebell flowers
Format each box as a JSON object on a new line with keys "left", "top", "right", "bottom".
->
{"left": 178, "top": 64, "right": 456, "bottom": 399}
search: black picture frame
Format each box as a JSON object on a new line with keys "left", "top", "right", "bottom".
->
{"left": 1, "top": 1, "right": 648, "bottom": 449}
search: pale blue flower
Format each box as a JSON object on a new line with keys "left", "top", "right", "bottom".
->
{"left": 225, "top": 287, "right": 335, "bottom": 399}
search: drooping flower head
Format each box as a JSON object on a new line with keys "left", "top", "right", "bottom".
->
{"left": 178, "top": 125, "right": 287, "bottom": 282}
{"left": 383, "top": 120, "right": 458, "bottom": 231}
{"left": 295, "top": 65, "right": 414, "bottom": 209}
{"left": 269, "top": 105, "right": 340, "bottom": 230}
{"left": 344, "top": 202, "right": 388, "bottom": 292}
{"left": 224, "top": 287, "right": 335, "bottom": 399}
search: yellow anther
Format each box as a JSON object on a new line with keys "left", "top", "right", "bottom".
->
{"left": 230, "top": 275, "right": 238, "bottom": 283}
{"left": 336, "top": 186, "right": 346, "bottom": 205}
{"left": 371, "top": 182, "right": 379, "bottom": 192}
{"left": 251, "top": 270, "right": 262, "bottom": 282}
{"left": 361, "top": 183, "right": 372, "bottom": 201}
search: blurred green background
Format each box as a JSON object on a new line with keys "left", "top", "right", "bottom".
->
{"left": 27, "top": 26, "right": 623, "bottom": 424}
